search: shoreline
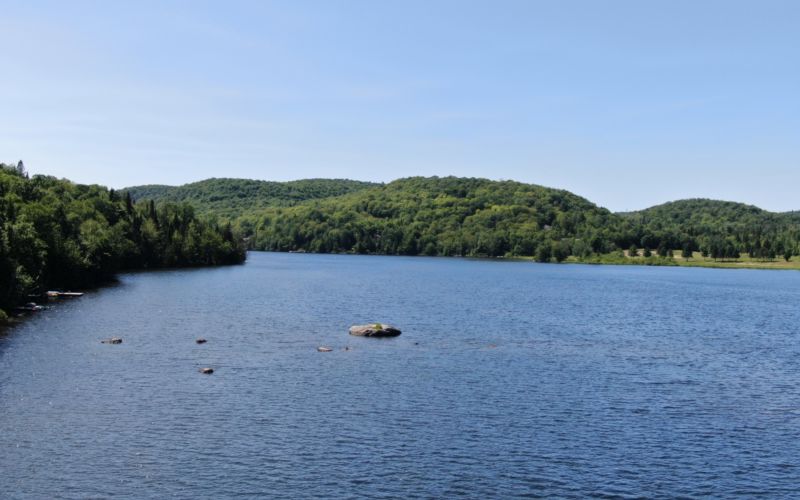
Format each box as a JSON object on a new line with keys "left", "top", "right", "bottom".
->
{"left": 3, "top": 250, "right": 793, "bottom": 329}
{"left": 0, "top": 259, "right": 248, "bottom": 328}
{"left": 252, "top": 250, "right": 800, "bottom": 272}
{"left": 568, "top": 250, "right": 800, "bottom": 271}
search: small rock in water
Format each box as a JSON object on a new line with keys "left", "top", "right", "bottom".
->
{"left": 101, "top": 337, "right": 123, "bottom": 344}
{"left": 196, "top": 338, "right": 207, "bottom": 344}
{"left": 348, "top": 323, "right": 402, "bottom": 337}
{"left": 200, "top": 367, "right": 214, "bottom": 374}
{"left": 317, "top": 346, "right": 333, "bottom": 352}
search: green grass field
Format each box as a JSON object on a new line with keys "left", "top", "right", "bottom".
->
{"left": 669, "top": 251, "right": 800, "bottom": 270}
{"left": 574, "top": 250, "right": 800, "bottom": 271}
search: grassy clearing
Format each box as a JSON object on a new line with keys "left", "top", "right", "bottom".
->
{"left": 670, "top": 251, "right": 800, "bottom": 270}
{"left": 570, "top": 250, "right": 800, "bottom": 271}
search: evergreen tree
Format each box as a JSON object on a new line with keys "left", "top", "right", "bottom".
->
{"left": 124, "top": 191, "right": 134, "bottom": 214}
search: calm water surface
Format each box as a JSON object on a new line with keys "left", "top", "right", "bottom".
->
{"left": 2, "top": 252, "right": 800, "bottom": 498}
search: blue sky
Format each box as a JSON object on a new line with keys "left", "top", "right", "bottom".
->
{"left": 1, "top": 0, "right": 798, "bottom": 211}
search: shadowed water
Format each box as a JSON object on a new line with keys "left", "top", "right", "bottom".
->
{"left": 2, "top": 252, "right": 800, "bottom": 498}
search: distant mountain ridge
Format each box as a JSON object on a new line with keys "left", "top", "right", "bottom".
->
{"left": 629, "top": 198, "right": 780, "bottom": 218}
{"left": 625, "top": 198, "right": 794, "bottom": 225}
{"left": 122, "top": 176, "right": 800, "bottom": 260}
{"left": 123, "top": 178, "right": 379, "bottom": 219}
{"left": 240, "top": 176, "right": 626, "bottom": 256}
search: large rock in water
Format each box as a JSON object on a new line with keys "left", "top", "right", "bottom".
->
{"left": 349, "top": 323, "right": 401, "bottom": 337}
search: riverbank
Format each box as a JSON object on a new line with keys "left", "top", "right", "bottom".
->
{"left": 251, "top": 249, "right": 800, "bottom": 272}
{"left": 565, "top": 251, "right": 800, "bottom": 271}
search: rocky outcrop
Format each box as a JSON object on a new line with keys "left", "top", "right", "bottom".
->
{"left": 348, "top": 323, "right": 401, "bottom": 337}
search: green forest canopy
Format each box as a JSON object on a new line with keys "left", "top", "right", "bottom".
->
{"left": 0, "top": 163, "right": 245, "bottom": 313}
{"left": 625, "top": 199, "right": 800, "bottom": 260}
{"left": 127, "top": 175, "right": 800, "bottom": 261}
{"left": 124, "top": 178, "right": 378, "bottom": 219}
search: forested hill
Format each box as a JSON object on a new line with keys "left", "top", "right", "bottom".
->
{"left": 622, "top": 199, "right": 800, "bottom": 259}
{"left": 123, "top": 178, "right": 379, "bottom": 219}
{"left": 631, "top": 198, "right": 800, "bottom": 228}
{"left": 0, "top": 163, "right": 246, "bottom": 316}
{"left": 625, "top": 198, "right": 781, "bottom": 227}
{"left": 240, "top": 176, "right": 636, "bottom": 258}
{"left": 122, "top": 174, "right": 800, "bottom": 263}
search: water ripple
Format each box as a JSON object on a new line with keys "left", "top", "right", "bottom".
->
{"left": 2, "top": 253, "right": 800, "bottom": 498}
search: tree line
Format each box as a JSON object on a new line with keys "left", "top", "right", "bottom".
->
{"left": 227, "top": 177, "right": 800, "bottom": 263}
{"left": 124, "top": 178, "right": 378, "bottom": 219}
{"left": 237, "top": 177, "right": 634, "bottom": 259}
{"left": 623, "top": 199, "right": 800, "bottom": 262}
{"left": 0, "top": 162, "right": 245, "bottom": 316}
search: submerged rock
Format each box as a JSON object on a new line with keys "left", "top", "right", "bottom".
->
{"left": 349, "top": 323, "right": 402, "bottom": 337}
{"left": 101, "top": 337, "right": 123, "bottom": 344}
{"left": 200, "top": 367, "right": 214, "bottom": 374}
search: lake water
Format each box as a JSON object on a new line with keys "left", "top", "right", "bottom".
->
{"left": 2, "top": 252, "right": 800, "bottom": 498}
